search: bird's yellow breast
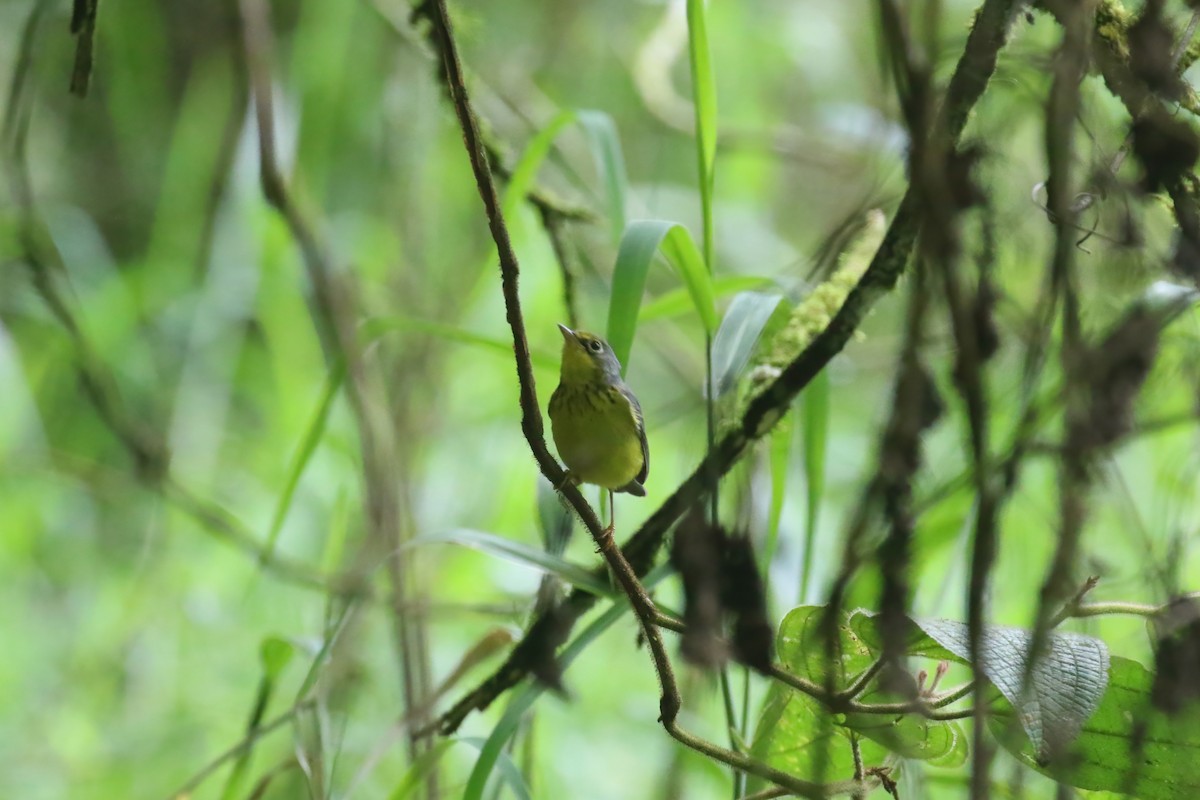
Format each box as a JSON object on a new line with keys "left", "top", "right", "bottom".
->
{"left": 549, "top": 384, "right": 644, "bottom": 490}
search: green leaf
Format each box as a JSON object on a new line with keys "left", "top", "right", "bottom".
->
{"left": 462, "top": 564, "right": 672, "bottom": 800}
{"left": 259, "top": 636, "right": 296, "bottom": 682}
{"left": 639, "top": 275, "right": 774, "bottom": 323}
{"left": 409, "top": 529, "right": 613, "bottom": 598}
{"left": 685, "top": 0, "right": 718, "bottom": 182}
{"left": 762, "top": 408, "right": 793, "bottom": 578}
{"left": 799, "top": 370, "right": 829, "bottom": 603}
{"left": 711, "top": 291, "right": 784, "bottom": 397}
{"left": 607, "top": 220, "right": 717, "bottom": 372}
{"left": 263, "top": 360, "right": 344, "bottom": 559}
{"left": 386, "top": 739, "right": 457, "bottom": 800}
{"left": 501, "top": 109, "right": 577, "bottom": 222}
{"left": 1000, "top": 656, "right": 1200, "bottom": 798}
{"left": 752, "top": 606, "right": 965, "bottom": 791}
{"left": 844, "top": 707, "right": 966, "bottom": 766}
{"left": 577, "top": 110, "right": 628, "bottom": 243}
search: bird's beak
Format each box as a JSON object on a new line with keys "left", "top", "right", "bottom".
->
{"left": 557, "top": 323, "right": 575, "bottom": 342}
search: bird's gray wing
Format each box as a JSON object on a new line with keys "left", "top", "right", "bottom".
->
{"left": 619, "top": 384, "right": 649, "bottom": 485}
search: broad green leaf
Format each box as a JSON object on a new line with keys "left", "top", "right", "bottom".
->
{"left": 748, "top": 683, "right": 876, "bottom": 792}
{"left": 843, "top": 706, "right": 966, "bottom": 767}
{"left": 799, "top": 370, "right": 829, "bottom": 604}
{"left": 409, "top": 529, "right": 613, "bottom": 598}
{"left": 263, "top": 360, "right": 344, "bottom": 559}
{"left": 639, "top": 275, "right": 774, "bottom": 323}
{"left": 577, "top": 110, "right": 628, "bottom": 243}
{"left": 607, "top": 220, "right": 717, "bottom": 373}
{"left": 750, "top": 606, "right": 964, "bottom": 792}
{"left": 463, "top": 565, "right": 672, "bottom": 800}
{"left": 777, "top": 606, "right": 876, "bottom": 685}
{"left": 711, "top": 291, "right": 784, "bottom": 397}
{"left": 361, "top": 315, "right": 557, "bottom": 371}
{"left": 997, "top": 655, "right": 1200, "bottom": 798}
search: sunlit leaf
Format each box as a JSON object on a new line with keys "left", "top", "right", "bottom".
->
{"left": 1000, "top": 656, "right": 1200, "bottom": 798}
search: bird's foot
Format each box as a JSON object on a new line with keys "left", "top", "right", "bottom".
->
{"left": 595, "top": 523, "right": 615, "bottom": 553}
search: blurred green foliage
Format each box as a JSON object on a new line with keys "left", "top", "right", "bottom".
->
{"left": 4, "top": 0, "right": 1200, "bottom": 798}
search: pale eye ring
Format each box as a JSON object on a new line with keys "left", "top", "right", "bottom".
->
{"left": 589, "top": 340, "right": 602, "bottom": 352}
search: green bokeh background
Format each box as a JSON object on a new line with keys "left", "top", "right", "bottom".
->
{"left": 2, "top": 0, "right": 1199, "bottom": 797}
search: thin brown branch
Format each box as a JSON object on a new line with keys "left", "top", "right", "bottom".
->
{"left": 69, "top": 0, "right": 100, "bottom": 96}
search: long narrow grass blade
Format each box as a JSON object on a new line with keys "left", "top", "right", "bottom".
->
{"left": 639, "top": 275, "right": 773, "bottom": 323}
{"left": 799, "top": 370, "right": 830, "bottom": 604}
{"left": 711, "top": 291, "right": 784, "bottom": 397}
{"left": 409, "top": 529, "right": 614, "bottom": 598}
{"left": 263, "top": 360, "right": 345, "bottom": 559}
{"left": 763, "top": 408, "right": 793, "bottom": 581}
{"left": 462, "top": 566, "right": 671, "bottom": 800}
{"left": 685, "top": 0, "right": 717, "bottom": 182}
{"left": 577, "top": 110, "right": 628, "bottom": 243}
{"left": 502, "top": 109, "right": 577, "bottom": 221}
{"left": 362, "top": 316, "right": 557, "bottom": 371}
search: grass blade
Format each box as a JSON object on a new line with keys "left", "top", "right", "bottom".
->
{"left": 502, "top": 109, "right": 577, "bottom": 221}
{"left": 409, "top": 529, "right": 614, "bottom": 598}
{"left": 685, "top": 0, "right": 717, "bottom": 184}
{"left": 262, "top": 360, "right": 345, "bottom": 559}
{"left": 711, "top": 291, "right": 784, "bottom": 397}
{"left": 639, "top": 275, "right": 773, "bottom": 323}
{"left": 463, "top": 565, "right": 672, "bottom": 800}
{"left": 606, "top": 220, "right": 717, "bottom": 373}
{"left": 762, "top": 408, "right": 793, "bottom": 581}
{"left": 362, "top": 315, "right": 557, "bottom": 371}
{"left": 799, "top": 369, "right": 830, "bottom": 604}
{"left": 577, "top": 110, "right": 628, "bottom": 243}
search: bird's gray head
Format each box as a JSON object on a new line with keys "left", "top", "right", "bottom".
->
{"left": 557, "top": 323, "right": 624, "bottom": 383}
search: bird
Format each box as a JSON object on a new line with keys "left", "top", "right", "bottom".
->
{"left": 548, "top": 323, "right": 648, "bottom": 535}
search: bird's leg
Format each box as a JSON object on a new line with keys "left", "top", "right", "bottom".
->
{"left": 553, "top": 469, "right": 574, "bottom": 492}
{"left": 595, "top": 489, "right": 615, "bottom": 551}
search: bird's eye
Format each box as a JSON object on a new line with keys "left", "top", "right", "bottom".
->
{"left": 589, "top": 340, "right": 602, "bottom": 352}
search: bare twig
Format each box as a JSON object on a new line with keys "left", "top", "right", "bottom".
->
{"left": 69, "top": 0, "right": 100, "bottom": 96}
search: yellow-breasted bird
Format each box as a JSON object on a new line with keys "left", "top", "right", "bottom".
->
{"left": 549, "top": 323, "right": 648, "bottom": 532}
